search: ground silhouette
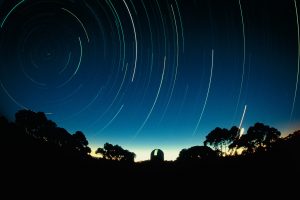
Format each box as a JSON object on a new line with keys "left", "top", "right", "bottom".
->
{"left": 1, "top": 110, "right": 299, "bottom": 195}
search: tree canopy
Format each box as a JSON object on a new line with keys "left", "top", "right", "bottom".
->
{"left": 1, "top": 110, "right": 298, "bottom": 166}
{"left": 229, "top": 123, "right": 281, "bottom": 154}
{"left": 96, "top": 142, "right": 136, "bottom": 162}
{"left": 204, "top": 126, "right": 240, "bottom": 155}
{"left": 14, "top": 109, "right": 91, "bottom": 157}
{"left": 177, "top": 146, "right": 217, "bottom": 161}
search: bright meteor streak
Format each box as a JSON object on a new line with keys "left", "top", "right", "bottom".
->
{"left": 193, "top": 49, "right": 214, "bottom": 136}
{"left": 238, "top": 105, "right": 247, "bottom": 137}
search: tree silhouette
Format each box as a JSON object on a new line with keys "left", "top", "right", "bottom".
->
{"left": 0, "top": 116, "right": 9, "bottom": 131}
{"left": 13, "top": 109, "right": 92, "bottom": 158}
{"left": 204, "top": 126, "right": 240, "bottom": 156}
{"left": 177, "top": 146, "right": 217, "bottom": 161}
{"left": 229, "top": 134, "right": 251, "bottom": 154}
{"left": 204, "top": 127, "right": 224, "bottom": 151}
{"left": 15, "top": 110, "right": 57, "bottom": 138}
{"left": 72, "top": 131, "right": 91, "bottom": 155}
{"left": 96, "top": 143, "right": 135, "bottom": 162}
{"left": 3, "top": 108, "right": 300, "bottom": 180}
{"left": 272, "top": 130, "right": 300, "bottom": 155}
{"left": 229, "top": 123, "right": 281, "bottom": 154}
{"left": 228, "top": 126, "right": 240, "bottom": 143}
{"left": 0, "top": 116, "right": 10, "bottom": 146}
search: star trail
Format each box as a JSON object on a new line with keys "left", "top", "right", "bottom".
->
{"left": 0, "top": 0, "right": 300, "bottom": 161}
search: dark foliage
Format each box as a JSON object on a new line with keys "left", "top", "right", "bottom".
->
{"left": 229, "top": 122, "right": 281, "bottom": 154}
{"left": 2, "top": 109, "right": 91, "bottom": 160}
{"left": 96, "top": 142, "right": 135, "bottom": 162}
{"left": 177, "top": 146, "right": 217, "bottom": 161}
{"left": 0, "top": 110, "right": 299, "bottom": 195}
{"left": 204, "top": 126, "right": 239, "bottom": 155}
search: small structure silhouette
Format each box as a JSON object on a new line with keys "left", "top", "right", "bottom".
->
{"left": 150, "top": 149, "right": 164, "bottom": 162}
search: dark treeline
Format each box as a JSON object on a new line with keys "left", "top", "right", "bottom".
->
{"left": 1, "top": 110, "right": 300, "bottom": 164}
{"left": 1, "top": 110, "right": 299, "bottom": 194}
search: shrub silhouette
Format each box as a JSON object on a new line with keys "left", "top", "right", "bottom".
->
{"left": 177, "top": 146, "right": 217, "bottom": 161}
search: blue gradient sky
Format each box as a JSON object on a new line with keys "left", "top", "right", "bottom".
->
{"left": 1, "top": 0, "right": 300, "bottom": 161}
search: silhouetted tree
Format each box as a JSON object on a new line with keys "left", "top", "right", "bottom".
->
{"left": 96, "top": 143, "right": 135, "bottom": 162}
{"left": 229, "top": 134, "right": 252, "bottom": 154}
{"left": 4, "top": 108, "right": 300, "bottom": 178}
{"left": 229, "top": 123, "right": 281, "bottom": 154}
{"left": 72, "top": 131, "right": 91, "bottom": 155}
{"left": 57, "top": 128, "right": 72, "bottom": 146}
{"left": 0, "top": 116, "right": 11, "bottom": 145}
{"left": 177, "top": 146, "right": 217, "bottom": 161}
{"left": 286, "top": 130, "right": 300, "bottom": 141}
{"left": 122, "top": 149, "right": 136, "bottom": 162}
{"left": 249, "top": 123, "right": 280, "bottom": 147}
{"left": 204, "top": 127, "right": 225, "bottom": 151}
{"left": 204, "top": 126, "right": 240, "bottom": 156}
{"left": 15, "top": 109, "right": 57, "bottom": 138}
{"left": 39, "top": 120, "right": 57, "bottom": 140}
{"left": 273, "top": 130, "right": 300, "bottom": 154}
{"left": 228, "top": 126, "right": 240, "bottom": 143}
{"left": 13, "top": 109, "right": 92, "bottom": 158}
{"left": 0, "top": 116, "right": 9, "bottom": 130}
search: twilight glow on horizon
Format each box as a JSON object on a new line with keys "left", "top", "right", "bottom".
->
{"left": 0, "top": 0, "right": 300, "bottom": 161}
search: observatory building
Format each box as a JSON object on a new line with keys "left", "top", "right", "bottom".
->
{"left": 150, "top": 149, "right": 164, "bottom": 162}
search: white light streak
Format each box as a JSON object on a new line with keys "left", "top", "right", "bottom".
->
{"left": 73, "top": 37, "right": 82, "bottom": 75}
{"left": 193, "top": 49, "right": 214, "bottom": 136}
{"left": 95, "top": 63, "right": 128, "bottom": 121}
{"left": 57, "top": 37, "right": 82, "bottom": 88}
{"left": 122, "top": 0, "right": 138, "bottom": 82}
{"left": 21, "top": 67, "right": 46, "bottom": 86}
{"left": 160, "top": 5, "right": 179, "bottom": 121}
{"left": 98, "top": 104, "right": 124, "bottom": 134}
{"left": 175, "top": 0, "right": 185, "bottom": 52}
{"left": 71, "top": 87, "right": 103, "bottom": 117}
{"left": 239, "top": 128, "right": 245, "bottom": 138}
{"left": 1, "top": 0, "right": 25, "bottom": 28}
{"left": 291, "top": 0, "right": 300, "bottom": 120}
{"left": 59, "top": 52, "right": 72, "bottom": 74}
{"left": 133, "top": 56, "right": 167, "bottom": 139}
{"left": 238, "top": 105, "right": 247, "bottom": 137}
{"left": 235, "top": 0, "right": 246, "bottom": 118}
{"left": 61, "top": 8, "right": 90, "bottom": 43}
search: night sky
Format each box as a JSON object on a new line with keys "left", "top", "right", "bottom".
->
{"left": 1, "top": 0, "right": 299, "bottom": 161}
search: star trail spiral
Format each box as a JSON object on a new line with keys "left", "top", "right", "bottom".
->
{"left": 0, "top": 0, "right": 299, "bottom": 160}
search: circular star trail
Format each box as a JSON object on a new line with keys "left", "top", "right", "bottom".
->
{"left": 0, "top": 0, "right": 299, "bottom": 160}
